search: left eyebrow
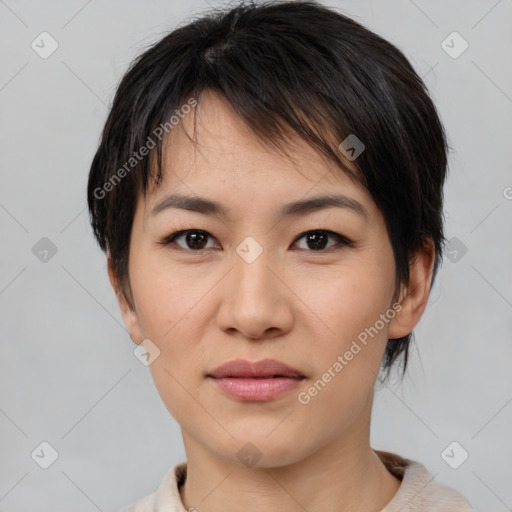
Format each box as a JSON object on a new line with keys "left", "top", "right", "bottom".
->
{"left": 150, "top": 193, "right": 369, "bottom": 221}
{"left": 279, "top": 194, "right": 370, "bottom": 221}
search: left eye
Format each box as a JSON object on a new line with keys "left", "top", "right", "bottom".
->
{"left": 293, "top": 230, "right": 353, "bottom": 251}
{"left": 158, "top": 229, "right": 353, "bottom": 252}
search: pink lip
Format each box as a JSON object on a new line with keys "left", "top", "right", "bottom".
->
{"left": 208, "top": 358, "right": 304, "bottom": 378}
{"left": 207, "top": 359, "right": 305, "bottom": 401}
{"left": 210, "top": 377, "right": 303, "bottom": 401}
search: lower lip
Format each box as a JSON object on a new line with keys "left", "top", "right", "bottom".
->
{"left": 209, "top": 377, "right": 304, "bottom": 401}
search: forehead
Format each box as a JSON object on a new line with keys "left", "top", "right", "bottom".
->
{"left": 142, "top": 90, "right": 375, "bottom": 219}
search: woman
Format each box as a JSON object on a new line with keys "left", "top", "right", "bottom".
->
{"left": 87, "top": 1, "right": 472, "bottom": 510}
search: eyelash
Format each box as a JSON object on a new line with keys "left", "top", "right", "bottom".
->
{"left": 157, "top": 229, "right": 355, "bottom": 252}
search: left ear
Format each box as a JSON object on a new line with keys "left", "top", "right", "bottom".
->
{"left": 107, "top": 254, "right": 144, "bottom": 345}
{"left": 388, "top": 239, "right": 436, "bottom": 339}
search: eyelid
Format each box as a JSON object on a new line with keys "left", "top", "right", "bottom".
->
{"left": 291, "top": 229, "right": 355, "bottom": 250}
{"left": 157, "top": 229, "right": 219, "bottom": 248}
{"left": 158, "top": 228, "right": 354, "bottom": 251}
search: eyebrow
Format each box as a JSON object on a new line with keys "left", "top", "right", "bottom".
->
{"left": 151, "top": 193, "right": 369, "bottom": 221}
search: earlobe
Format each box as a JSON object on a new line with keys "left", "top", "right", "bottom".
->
{"left": 107, "top": 255, "right": 143, "bottom": 345}
{"left": 387, "top": 240, "right": 436, "bottom": 340}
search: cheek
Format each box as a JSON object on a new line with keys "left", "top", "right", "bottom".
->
{"left": 149, "top": 361, "right": 197, "bottom": 424}
{"left": 130, "top": 254, "right": 212, "bottom": 381}
{"left": 130, "top": 253, "right": 207, "bottom": 338}
{"left": 295, "top": 261, "right": 393, "bottom": 347}
{"left": 294, "top": 270, "right": 392, "bottom": 431}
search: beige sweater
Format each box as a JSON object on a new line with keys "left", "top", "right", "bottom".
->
{"left": 122, "top": 450, "right": 472, "bottom": 511}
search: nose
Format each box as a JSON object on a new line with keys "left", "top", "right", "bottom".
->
{"left": 216, "top": 248, "right": 294, "bottom": 341}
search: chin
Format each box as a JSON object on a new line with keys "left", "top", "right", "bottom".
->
{"left": 218, "top": 430, "right": 314, "bottom": 469}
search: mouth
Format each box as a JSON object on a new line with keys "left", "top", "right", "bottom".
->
{"left": 207, "top": 359, "right": 305, "bottom": 401}
{"left": 222, "top": 375, "right": 302, "bottom": 378}
{"left": 207, "top": 358, "right": 305, "bottom": 379}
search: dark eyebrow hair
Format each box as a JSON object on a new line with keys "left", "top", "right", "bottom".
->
{"left": 150, "top": 193, "right": 369, "bottom": 221}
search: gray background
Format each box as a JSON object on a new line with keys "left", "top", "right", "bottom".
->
{"left": 0, "top": 0, "right": 511, "bottom": 510}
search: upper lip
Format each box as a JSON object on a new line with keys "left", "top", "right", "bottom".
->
{"left": 207, "top": 359, "right": 304, "bottom": 378}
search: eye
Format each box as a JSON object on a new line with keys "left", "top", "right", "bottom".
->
{"left": 158, "top": 229, "right": 354, "bottom": 252}
{"left": 292, "top": 230, "right": 354, "bottom": 252}
{"left": 158, "top": 230, "right": 220, "bottom": 251}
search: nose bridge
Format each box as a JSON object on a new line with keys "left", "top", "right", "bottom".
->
{"left": 216, "top": 237, "right": 293, "bottom": 339}
{"left": 233, "top": 238, "right": 276, "bottom": 305}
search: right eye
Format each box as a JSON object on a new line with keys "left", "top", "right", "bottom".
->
{"left": 158, "top": 229, "right": 221, "bottom": 251}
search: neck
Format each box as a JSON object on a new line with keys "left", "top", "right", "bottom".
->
{"left": 179, "top": 405, "right": 400, "bottom": 512}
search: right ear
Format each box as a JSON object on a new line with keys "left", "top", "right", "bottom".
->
{"left": 107, "top": 254, "right": 143, "bottom": 345}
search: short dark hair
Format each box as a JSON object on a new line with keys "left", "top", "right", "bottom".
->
{"left": 87, "top": 0, "right": 449, "bottom": 380}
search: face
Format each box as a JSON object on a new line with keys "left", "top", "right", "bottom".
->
{"left": 113, "top": 90, "right": 426, "bottom": 468}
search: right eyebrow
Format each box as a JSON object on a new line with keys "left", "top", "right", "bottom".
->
{"left": 278, "top": 194, "right": 370, "bottom": 221}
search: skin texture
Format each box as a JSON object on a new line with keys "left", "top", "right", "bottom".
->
{"left": 109, "top": 90, "right": 435, "bottom": 512}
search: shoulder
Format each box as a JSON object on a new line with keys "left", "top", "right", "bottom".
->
{"left": 120, "top": 491, "right": 156, "bottom": 512}
{"left": 400, "top": 466, "right": 471, "bottom": 512}
{"left": 119, "top": 462, "right": 187, "bottom": 512}
{"left": 376, "top": 450, "right": 472, "bottom": 511}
